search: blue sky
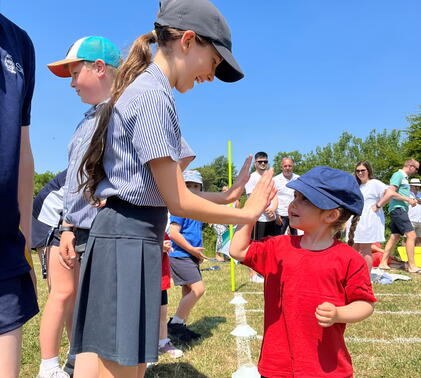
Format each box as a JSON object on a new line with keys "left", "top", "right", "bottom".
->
{"left": 2, "top": 0, "right": 421, "bottom": 173}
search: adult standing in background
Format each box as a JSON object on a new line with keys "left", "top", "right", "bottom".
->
{"left": 378, "top": 159, "right": 419, "bottom": 273}
{"left": 408, "top": 178, "right": 421, "bottom": 246}
{"left": 273, "top": 157, "right": 299, "bottom": 236}
{"left": 0, "top": 13, "right": 39, "bottom": 378}
{"left": 351, "top": 161, "right": 391, "bottom": 272}
{"left": 245, "top": 152, "right": 277, "bottom": 283}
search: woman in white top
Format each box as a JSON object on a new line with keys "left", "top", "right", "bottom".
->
{"left": 352, "top": 161, "right": 389, "bottom": 272}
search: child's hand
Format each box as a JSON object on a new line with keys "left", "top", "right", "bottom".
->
{"left": 243, "top": 169, "right": 276, "bottom": 221}
{"left": 163, "top": 240, "right": 172, "bottom": 254}
{"left": 315, "top": 302, "right": 338, "bottom": 327}
{"left": 191, "top": 247, "right": 207, "bottom": 264}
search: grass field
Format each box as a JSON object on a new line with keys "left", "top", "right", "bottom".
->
{"left": 22, "top": 253, "right": 421, "bottom": 377}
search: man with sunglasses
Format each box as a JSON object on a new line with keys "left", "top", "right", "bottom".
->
{"left": 244, "top": 152, "right": 278, "bottom": 282}
{"left": 378, "top": 159, "right": 420, "bottom": 273}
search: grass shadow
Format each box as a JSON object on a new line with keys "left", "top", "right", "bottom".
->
{"left": 146, "top": 362, "right": 209, "bottom": 377}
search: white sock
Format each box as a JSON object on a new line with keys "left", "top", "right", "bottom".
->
{"left": 159, "top": 338, "right": 170, "bottom": 347}
{"left": 170, "top": 316, "right": 184, "bottom": 324}
{"left": 40, "top": 356, "right": 59, "bottom": 372}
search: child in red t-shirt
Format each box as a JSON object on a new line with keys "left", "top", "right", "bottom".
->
{"left": 230, "top": 166, "right": 377, "bottom": 378}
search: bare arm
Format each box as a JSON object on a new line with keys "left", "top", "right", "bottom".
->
{"left": 149, "top": 157, "right": 275, "bottom": 225}
{"left": 18, "top": 126, "right": 34, "bottom": 248}
{"left": 169, "top": 223, "right": 206, "bottom": 262}
{"left": 229, "top": 223, "right": 254, "bottom": 262}
{"left": 376, "top": 186, "right": 416, "bottom": 209}
{"left": 315, "top": 300, "right": 374, "bottom": 327}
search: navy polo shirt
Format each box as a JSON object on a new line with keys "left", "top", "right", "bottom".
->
{"left": 0, "top": 14, "right": 35, "bottom": 280}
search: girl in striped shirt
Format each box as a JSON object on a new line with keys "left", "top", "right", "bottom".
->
{"left": 71, "top": 1, "right": 275, "bottom": 377}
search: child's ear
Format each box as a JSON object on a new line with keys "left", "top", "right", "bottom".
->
{"left": 324, "top": 208, "right": 341, "bottom": 224}
{"left": 94, "top": 59, "right": 106, "bottom": 77}
{"left": 180, "top": 30, "right": 196, "bottom": 52}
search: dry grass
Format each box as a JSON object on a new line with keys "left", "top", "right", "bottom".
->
{"left": 21, "top": 254, "right": 421, "bottom": 377}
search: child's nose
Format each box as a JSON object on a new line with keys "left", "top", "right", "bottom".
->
{"left": 70, "top": 78, "right": 76, "bottom": 88}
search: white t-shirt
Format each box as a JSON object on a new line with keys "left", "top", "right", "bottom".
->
{"left": 273, "top": 173, "right": 300, "bottom": 216}
{"left": 245, "top": 171, "right": 274, "bottom": 222}
{"left": 353, "top": 179, "right": 389, "bottom": 243}
{"left": 408, "top": 191, "right": 421, "bottom": 223}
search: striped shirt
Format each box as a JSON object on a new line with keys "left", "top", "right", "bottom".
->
{"left": 63, "top": 105, "right": 102, "bottom": 228}
{"left": 97, "top": 63, "right": 194, "bottom": 206}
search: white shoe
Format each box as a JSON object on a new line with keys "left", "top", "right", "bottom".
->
{"left": 37, "top": 366, "right": 70, "bottom": 378}
{"left": 250, "top": 275, "right": 264, "bottom": 283}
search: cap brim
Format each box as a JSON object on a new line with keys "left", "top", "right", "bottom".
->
{"left": 212, "top": 42, "right": 244, "bottom": 83}
{"left": 47, "top": 58, "right": 84, "bottom": 78}
{"left": 286, "top": 179, "right": 339, "bottom": 210}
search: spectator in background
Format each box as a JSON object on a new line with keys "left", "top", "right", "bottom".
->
{"left": 0, "top": 13, "right": 38, "bottom": 378}
{"left": 408, "top": 178, "right": 421, "bottom": 246}
{"left": 245, "top": 152, "right": 278, "bottom": 283}
{"left": 378, "top": 159, "right": 419, "bottom": 273}
{"left": 273, "top": 157, "right": 299, "bottom": 236}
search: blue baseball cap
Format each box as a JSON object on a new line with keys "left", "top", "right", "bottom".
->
{"left": 286, "top": 166, "right": 364, "bottom": 215}
{"left": 48, "top": 36, "right": 121, "bottom": 78}
{"left": 183, "top": 170, "right": 203, "bottom": 185}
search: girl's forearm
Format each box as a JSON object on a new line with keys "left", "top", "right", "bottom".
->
{"left": 229, "top": 223, "right": 254, "bottom": 262}
{"left": 336, "top": 301, "right": 374, "bottom": 324}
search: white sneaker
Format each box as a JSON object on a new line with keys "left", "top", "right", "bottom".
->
{"left": 250, "top": 275, "right": 264, "bottom": 283}
{"left": 37, "top": 367, "right": 70, "bottom": 378}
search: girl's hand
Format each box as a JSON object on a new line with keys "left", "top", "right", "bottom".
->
{"left": 163, "top": 240, "right": 172, "bottom": 254}
{"left": 315, "top": 302, "right": 338, "bottom": 327}
{"left": 243, "top": 169, "right": 276, "bottom": 222}
{"left": 224, "top": 155, "right": 252, "bottom": 202}
{"left": 59, "top": 231, "right": 77, "bottom": 269}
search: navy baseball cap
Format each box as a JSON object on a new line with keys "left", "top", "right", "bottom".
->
{"left": 286, "top": 166, "right": 364, "bottom": 215}
{"left": 155, "top": 0, "right": 244, "bottom": 83}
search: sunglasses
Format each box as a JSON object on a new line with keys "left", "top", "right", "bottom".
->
{"left": 256, "top": 160, "right": 268, "bottom": 164}
{"left": 355, "top": 169, "right": 367, "bottom": 173}
{"left": 410, "top": 164, "right": 420, "bottom": 170}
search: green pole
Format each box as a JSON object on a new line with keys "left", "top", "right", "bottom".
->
{"left": 228, "top": 141, "right": 236, "bottom": 292}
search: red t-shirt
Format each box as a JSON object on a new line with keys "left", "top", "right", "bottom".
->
{"left": 162, "top": 233, "right": 171, "bottom": 290}
{"left": 243, "top": 235, "right": 376, "bottom": 378}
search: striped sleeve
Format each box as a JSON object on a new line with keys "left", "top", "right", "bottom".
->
{"left": 130, "top": 90, "right": 181, "bottom": 165}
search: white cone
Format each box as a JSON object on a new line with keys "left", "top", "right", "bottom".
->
{"left": 230, "top": 296, "right": 247, "bottom": 305}
{"left": 231, "top": 325, "right": 257, "bottom": 337}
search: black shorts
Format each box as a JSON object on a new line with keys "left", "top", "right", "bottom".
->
{"left": 161, "top": 290, "right": 168, "bottom": 306}
{"left": 0, "top": 273, "right": 39, "bottom": 334}
{"left": 252, "top": 221, "right": 275, "bottom": 241}
{"left": 390, "top": 208, "right": 414, "bottom": 235}
{"left": 169, "top": 256, "right": 202, "bottom": 286}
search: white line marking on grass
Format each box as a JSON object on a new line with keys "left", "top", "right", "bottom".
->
{"left": 375, "top": 311, "right": 421, "bottom": 315}
{"left": 253, "top": 336, "right": 421, "bottom": 344}
{"left": 240, "top": 292, "right": 421, "bottom": 297}
{"left": 245, "top": 309, "right": 264, "bottom": 313}
{"left": 375, "top": 293, "right": 421, "bottom": 297}
{"left": 345, "top": 337, "right": 421, "bottom": 344}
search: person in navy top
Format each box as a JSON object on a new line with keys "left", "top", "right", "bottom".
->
{"left": 0, "top": 13, "right": 38, "bottom": 378}
{"left": 72, "top": 1, "right": 274, "bottom": 376}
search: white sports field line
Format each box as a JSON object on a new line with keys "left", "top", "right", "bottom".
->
{"left": 239, "top": 292, "right": 421, "bottom": 297}
{"left": 252, "top": 335, "right": 421, "bottom": 343}
{"left": 245, "top": 309, "right": 421, "bottom": 315}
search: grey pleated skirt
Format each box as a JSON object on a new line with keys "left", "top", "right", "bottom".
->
{"left": 70, "top": 197, "right": 166, "bottom": 366}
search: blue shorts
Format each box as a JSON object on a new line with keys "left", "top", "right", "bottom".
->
{"left": 390, "top": 208, "right": 414, "bottom": 235}
{"left": 0, "top": 272, "right": 39, "bottom": 334}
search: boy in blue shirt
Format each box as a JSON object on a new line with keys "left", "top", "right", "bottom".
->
{"left": 168, "top": 170, "right": 206, "bottom": 343}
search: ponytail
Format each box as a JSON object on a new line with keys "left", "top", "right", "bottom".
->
{"left": 78, "top": 31, "right": 158, "bottom": 204}
{"left": 346, "top": 215, "right": 360, "bottom": 247}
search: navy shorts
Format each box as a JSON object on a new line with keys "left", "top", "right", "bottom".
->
{"left": 161, "top": 290, "right": 168, "bottom": 306}
{"left": 169, "top": 256, "right": 202, "bottom": 286}
{"left": 0, "top": 273, "right": 39, "bottom": 334}
{"left": 390, "top": 208, "right": 414, "bottom": 235}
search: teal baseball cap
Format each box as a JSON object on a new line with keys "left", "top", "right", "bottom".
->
{"left": 48, "top": 36, "right": 121, "bottom": 78}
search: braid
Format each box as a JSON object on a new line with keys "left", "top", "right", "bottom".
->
{"left": 347, "top": 215, "right": 360, "bottom": 247}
